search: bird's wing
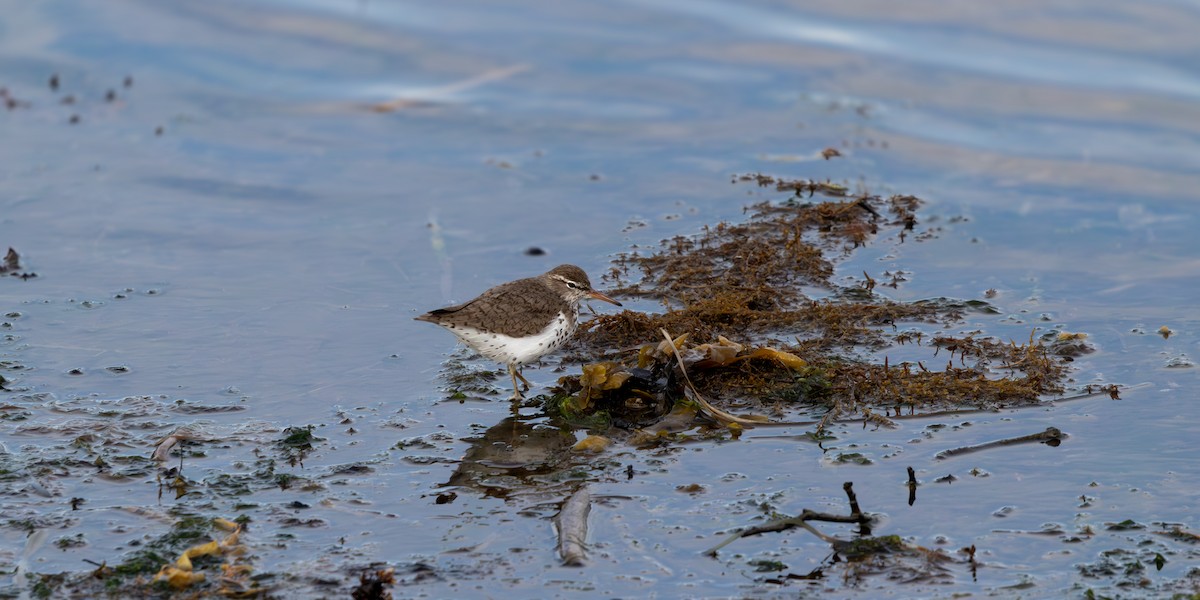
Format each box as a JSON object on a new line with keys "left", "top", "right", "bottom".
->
{"left": 415, "top": 279, "right": 568, "bottom": 337}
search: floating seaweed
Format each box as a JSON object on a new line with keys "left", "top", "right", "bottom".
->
{"left": 563, "top": 179, "right": 1073, "bottom": 435}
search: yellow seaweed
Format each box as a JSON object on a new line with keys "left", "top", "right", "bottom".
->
{"left": 572, "top": 435, "right": 612, "bottom": 453}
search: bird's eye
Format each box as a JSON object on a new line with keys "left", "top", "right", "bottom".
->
{"left": 566, "top": 282, "right": 579, "bottom": 289}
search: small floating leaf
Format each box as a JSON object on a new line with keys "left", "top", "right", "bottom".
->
{"left": 154, "top": 566, "right": 205, "bottom": 588}
{"left": 184, "top": 540, "right": 220, "bottom": 559}
{"left": 726, "top": 422, "right": 744, "bottom": 439}
{"left": 1105, "top": 519, "right": 1141, "bottom": 531}
{"left": 212, "top": 518, "right": 239, "bottom": 532}
{"left": 572, "top": 435, "right": 611, "bottom": 453}
{"left": 739, "top": 347, "right": 807, "bottom": 370}
{"left": 655, "top": 333, "right": 690, "bottom": 357}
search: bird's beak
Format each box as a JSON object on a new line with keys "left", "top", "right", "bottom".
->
{"left": 588, "top": 290, "right": 622, "bottom": 307}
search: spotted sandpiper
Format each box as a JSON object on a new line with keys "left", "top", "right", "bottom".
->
{"left": 415, "top": 264, "right": 622, "bottom": 400}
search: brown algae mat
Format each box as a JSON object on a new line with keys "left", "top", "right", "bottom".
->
{"left": 556, "top": 175, "right": 1075, "bottom": 432}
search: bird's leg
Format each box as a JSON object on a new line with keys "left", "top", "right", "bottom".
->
{"left": 508, "top": 364, "right": 526, "bottom": 401}
{"left": 514, "top": 367, "right": 532, "bottom": 391}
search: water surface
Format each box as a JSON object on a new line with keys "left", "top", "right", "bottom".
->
{"left": 2, "top": 0, "right": 1198, "bottom": 597}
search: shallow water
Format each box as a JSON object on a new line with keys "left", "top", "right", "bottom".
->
{"left": 2, "top": 0, "right": 1199, "bottom": 597}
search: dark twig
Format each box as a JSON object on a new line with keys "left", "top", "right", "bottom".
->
{"left": 704, "top": 482, "right": 873, "bottom": 556}
{"left": 907, "top": 466, "right": 918, "bottom": 507}
{"left": 844, "top": 482, "right": 862, "bottom": 518}
{"left": 934, "top": 427, "right": 1064, "bottom": 460}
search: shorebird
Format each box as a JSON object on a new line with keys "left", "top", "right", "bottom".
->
{"left": 415, "top": 264, "right": 622, "bottom": 399}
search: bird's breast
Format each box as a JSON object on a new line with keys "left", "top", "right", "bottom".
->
{"left": 449, "top": 311, "right": 576, "bottom": 366}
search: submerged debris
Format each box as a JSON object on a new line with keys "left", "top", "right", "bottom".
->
{"left": 150, "top": 518, "right": 254, "bottom": 594}
{"left": 352, "top": 566, "right": 396, "bottom": 600}
{"left": 555, "top": 486, "right": 592, "bottom": 566}
{"left": 705, "top": 481, "right": 874, "bottom": 556}
{"left": 1, "top": 247, "right": 37, "bottom": 279}
{"left": 152, "top": 425, "right": 209, "bottom": 462}
{"left": 934, "top": 426, "right": 1065, "bottom": 460}
{"left": 707, "top": 481, "right": 956, "bottom": 585}
{"left": 276, "top": 424, "right": 321, "bottom": 466}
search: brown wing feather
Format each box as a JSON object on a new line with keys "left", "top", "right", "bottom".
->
{"left": 414, "top": 276, "right": 569, "bottom": 337}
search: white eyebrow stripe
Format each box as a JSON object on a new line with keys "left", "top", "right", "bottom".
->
{"left": 551, "top": 274, "right": 583, "bottom": 287}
